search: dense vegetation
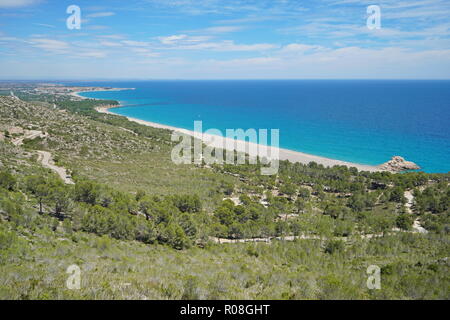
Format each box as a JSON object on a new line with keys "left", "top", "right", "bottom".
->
{"left": 56, "top": 99, "right": 175, "bottom": 142}
{"left": 0, "top": 92, "right": 448, "bottom": 300}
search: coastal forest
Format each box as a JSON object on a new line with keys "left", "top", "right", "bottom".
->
{"left": 0, "top": 90, "right": 448, "bottom": 300}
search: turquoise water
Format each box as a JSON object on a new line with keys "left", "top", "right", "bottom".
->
{"left": 75, "top": 80, "right": 450, "bottom": 173}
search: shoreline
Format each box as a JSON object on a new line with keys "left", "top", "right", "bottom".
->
{"left": 70, "top": 87, "right": 135, "bottom": 100}
{"left": 94, "top": 103, "right": 384, "bottom": 172}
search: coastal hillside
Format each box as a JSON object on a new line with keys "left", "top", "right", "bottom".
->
{"left": 0, "top": 94, "right": 449, "bottom": 299}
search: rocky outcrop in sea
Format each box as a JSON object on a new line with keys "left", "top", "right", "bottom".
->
{"left": 379, "top": 156, "right": 420, "bottom": 172}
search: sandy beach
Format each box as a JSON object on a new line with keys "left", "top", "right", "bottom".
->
{"left": 95, "top": 105, "right": 383, "bottom": 172}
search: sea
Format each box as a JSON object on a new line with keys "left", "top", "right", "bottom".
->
{"left": 73, "top": 80, "right": 450, "bottom": 173}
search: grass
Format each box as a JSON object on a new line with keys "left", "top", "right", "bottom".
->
{"left": 1, "top": 223, "right": 448, "bottom": 300}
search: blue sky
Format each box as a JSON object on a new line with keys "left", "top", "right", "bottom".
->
{"left": 0, "top": 0, "right": 449, "bottom": 79}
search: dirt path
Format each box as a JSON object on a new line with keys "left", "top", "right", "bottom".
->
{"left": 209, "top": 233, "right": 375, "bottom": 244}
{"left": 210, "top": 235, "right": 320, "bottom": 244}
{"left": 37, "top": 151, "right": 74, "bottom": 185}
{"left": 413, "top": 219, "right": 428, "bottom": 234}
{"left": 404, "top": 190, "right": 414, "bottom": 213}
{"left": 209, "top": 222, "right": 431, "bottom": 244}
{"left": 404, "top": 190, "right": 428, "bottom": 234}
{"left": 12, "top": 130, "right": 43, "bottom": 146}
{"left": 210, "top": 191, "right": 430, "bottom": 244}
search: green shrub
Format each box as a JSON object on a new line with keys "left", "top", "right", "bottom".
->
{"left": 396, "top": 214, "right": 413, "bottom": 230}
{"left": 0, "top": 171, "right": 16, "bottom": 191}
{"left": 324, "top": 239, "right": 345, "bottom": 254}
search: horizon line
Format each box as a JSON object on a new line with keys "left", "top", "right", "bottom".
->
{"left": 2, "top": 78, "right": 450, "bottom": 82}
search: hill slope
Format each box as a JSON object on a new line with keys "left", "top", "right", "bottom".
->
{"left": 0, "top": 95, "right": 448, "bottom": 299}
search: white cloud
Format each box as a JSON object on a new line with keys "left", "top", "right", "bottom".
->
{"left": 210, "top": 56, "right": 281, "bottom": 66}
{"left": 2, "top": 0, "right": 448, "bottom": 79}
{"left": 0, "top": 0, "right": 40, "bottom": 8}
{"left": 86, "top": 12, "right": 116, "bottom": 18}
{"left": 100, "top": 41, "right": 123, "bottom": 47}
{"left": 0, "top": 36, "right": 22, "bottom": 41}
{"left": 130, "top": 47, "right": 160, "bottom": 57}
{"left": 213, "top": 41, "right": 277, "bottom": 51}
{"left": 187, "top": 46, "right": 450, "bottom": 79}
{"left": 158, "top": 34, "right": 188, "bottom": 45}
{"left": 203, "top": 26, "right": 243, "bottom": 33}
{"left": 76, "top": 51, "right": 107, "bottom": 58}
{"left": 157, "top": 34, "right": 213, "bottom": 46}
{"left": 28, "top": 38, "right": 108, "bottom": 59}
{"left": 169, "top": 40, "right": 278, "bottom": 51}
{"left": 130, "top": 48, "right": 151, "bottom": 53}
{"left": 3, "top": 44, "right": 449, "bottom": 79}
{"left": 30, "top": 39, "right": 69, "bottom": 53}
{"left": 281, "top": 43, "right": 323, "bottom": 53}
{"left": 214, "top": 15, "right": 280, "bottom": 24}
{"left": 157, "top": 34, "right": 277, "bottom": 51}
{"left": 33, "top": 23, "right": 56, "bottom": 28}
{"left": 140, "top": 0, "right": 307, "bottom": 16}
{"left": 122, "top": 40, "right": 151, "bottom": 47}
{"left": 85, "top": 25, "right": 109, "bottom": 31}
{"left": 98, "top": 35, "right": 125, "bottom": 40}
{"left": 188, "top": 26, "right": 244, "bottom": 33}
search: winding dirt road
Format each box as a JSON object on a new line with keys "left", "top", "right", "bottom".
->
{"left": 11, "top": 130, "right": 43, "bottom": 146}
{"left": 37, "top": 150, "right": 74, "bottom": 185}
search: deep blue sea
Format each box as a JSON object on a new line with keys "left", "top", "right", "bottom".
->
{"left": 73, "top": 80, "right": 450, "bottom": 173}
